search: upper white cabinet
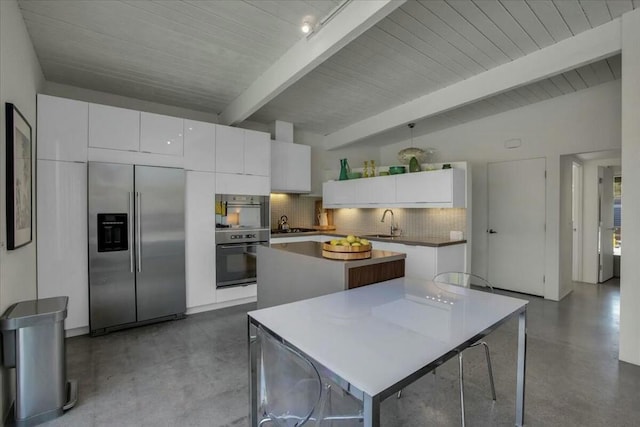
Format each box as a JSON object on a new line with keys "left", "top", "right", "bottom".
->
{"left": 271, "top": 141, "right": 311, "bottom": 193}
{"left": 395, "top": 169, "right": 465, "bottom": 206}
{"left": 140, "top": 112, "right": 184, "bottom": 156}
{"left": 216, "top": 172, "right": 270, "bottom": 196}
{"left": 184, "top": 120, "right": 215, "bottom": 172}
{"left": 89, "top": 103, "right": 140, "bottom": 152}
{"left": 323, "top": 180, "right": 357, "bottom": 206}
{"left": 216, "top": 126, "right": 270, "bottom": 176}
{"left": 216, "top": 126, "right": 244, "bottom": 173}
{"left": 244, "top": 129, "right": 270, "bottom": 176}
{"left": 37, "top": 95, "right": 88, "bottom": 162}
{"left": 323, "top": 169, "right": 465, "bottom": 208}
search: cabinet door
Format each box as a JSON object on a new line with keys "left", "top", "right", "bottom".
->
{"left": 140, "top": 112, "right": 184, "bottom": 156}
{"left": 216, "top": 173, "right": 270, "bottom": 196}
{"left": 323, "top": 180, "right": 356, "bottom": 207}
{"left": 356, "top": 176, "right": 395, "bottom": 204}
{"left": 37, "top": 160, "right": 88, "bottom": 330}
{"left": 89, "top": 103, "right": 140, "bottom": 151}
{"left": 37, "top": 95, "right": 88, "bottom": 162}
{"left": 287, "top": 143, "right": 311, "bottom": 192}
{"left": 270, "top": 141, "right": 287, "bottom": 191}
{"left": 396, "top": 170, "right": 452, "bottom": 204}
{"left": 184, "top": 120, "right": 215, "bottom": 171}
{"left": 405, "top": 246, "right": 436, "bottom": 281}
{"left": 244, "top": 129, "right": 270, "bottom": 176}
{"left": 434, "top": 244, "right": 466, "bottom": 275}
{"left": 185, "top": 171, "right": 217, "bottom": 308}
{"left": 215, "top": 125, "right": 244, "bottom": 174}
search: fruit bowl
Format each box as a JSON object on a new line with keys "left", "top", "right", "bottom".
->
{"left": 322, "top": 235, "right": 372, "bottom": 260}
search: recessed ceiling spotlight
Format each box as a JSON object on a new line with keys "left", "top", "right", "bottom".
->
{"left": 301, "top": 15, "right": 315, "bottom": 34}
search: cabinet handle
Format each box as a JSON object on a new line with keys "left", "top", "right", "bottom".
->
{"left": 129, "top": 192, "right": 134, "bottom": 273}
{"left": 136, "top": 192, "right": 142, "bottom": 272}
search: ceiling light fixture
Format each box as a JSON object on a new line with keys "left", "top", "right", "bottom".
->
{"left": 301, "top": 18, "right": 313, "bottom": 34}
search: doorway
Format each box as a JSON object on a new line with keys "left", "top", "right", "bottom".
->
{"left": 598, "top": 166, "right": 614, "bottom": 283}
{"left": 572, "top": 162, "right": 583, "bottom": 282}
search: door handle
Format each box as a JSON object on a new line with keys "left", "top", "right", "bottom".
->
{"left": 488, "top": 229, "right": 498, "bottom": 234}
{"left": 136, "top": 192, "right": 142, "bottom": 272}
{"left": 128, "top": 192, "right": 134, "bottom": 273}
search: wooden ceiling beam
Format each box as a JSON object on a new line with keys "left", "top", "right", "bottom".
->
{"left": 218, "top": 0, "right": 405, "bottom": 126}
{"left": 324, "top": 18, "right": 622, "bottom": 150}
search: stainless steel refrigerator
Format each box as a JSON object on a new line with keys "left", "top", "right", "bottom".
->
{"left": 88, "top": 162, "right": 185, "bottom": 335}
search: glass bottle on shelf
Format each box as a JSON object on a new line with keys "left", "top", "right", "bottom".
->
{"left": 363, "top": 160, "right": 369, "bottom": 178}
{"left": 370, "top": 160, "right": 376, "bottom": 177}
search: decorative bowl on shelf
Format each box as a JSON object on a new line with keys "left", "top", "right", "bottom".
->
{"left": 346, "top": 171, "right": 362, "bottom": 179}
{"left": 388, "top": 166, "right": 406, "bottom": 175}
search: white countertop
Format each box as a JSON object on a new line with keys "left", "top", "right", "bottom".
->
{"left": 249, "top": 277, "right": 528, "bottom": 397}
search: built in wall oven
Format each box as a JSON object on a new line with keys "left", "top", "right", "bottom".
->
{"left": 215, "top": 229, "right": 270, "bottom": 288}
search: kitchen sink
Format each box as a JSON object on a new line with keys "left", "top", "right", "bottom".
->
{"left": 363, "top": 234, "right": 395, "bottom": 239}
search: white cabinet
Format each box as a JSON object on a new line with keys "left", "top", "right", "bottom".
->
{"left": 323, "top": 169, "right": 466, "bottom": 208}
{"left": 216, "top": 126, "right": 270, "bottom": 176}
{"left": 323, "top": 180, "right": 357, "bottom": 206}
{"left": 89, "top": 103, "right": 140, "bottom": 152}
{"left": 372, "top": 240, "right": 466, "bottom": 282}
{"left": 184, "top": 120, "right": 215, "bottom": 172}
{"left": 37, "top": 160, "right": 88, "bottom": 331}
{"left": 140, "top": 112, "right": 184, "bottom": 156}
{"left": 185, "top": 171, "right": 217, "bottom": 309}
{"left": 244, "top": 129, "right": 270, "bottom": 176}
{"left": 271, "top": 141, "right": 311, "bottom": 192}
{"left": 395, "top": 169, "right": 465, "bottom": 207}
{"left": 37, "top": 95, "right": 88, "bottom": 162}
{"left": 216, "top": 172, "right": 270, "bottom": 196}
{"left": 217, "top": 284, "right": 257, "bottom": 303}
{"left": 355, "top": 175, "right": 396, "bottom": 204}
{"left": 216, "top": 126, "right": 244, "bottom": 174}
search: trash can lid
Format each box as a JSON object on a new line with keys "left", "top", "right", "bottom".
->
{"left": 0, "top": 296, "right": 68, "bottom": 330}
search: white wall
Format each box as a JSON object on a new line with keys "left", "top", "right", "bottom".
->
{"left": 620, "top": 8, "right": 640, "bottom": 365}
{"left": 44, "top": 82, "right": 218, "bottom": 123}
{"left": 380, "top": 80, "right": 621, "bottom": 301}
{"left": 0, "top": 0, "right": 45, "bottom": 418}
{"left": 581, "top": 158, "right": 621, "bottom": 284}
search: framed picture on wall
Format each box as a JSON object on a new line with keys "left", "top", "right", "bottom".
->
{"left": 6, "top": 103, "right": 32, "bottom": 250}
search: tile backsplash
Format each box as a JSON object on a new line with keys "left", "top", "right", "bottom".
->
{"left": 270, "top": 194, "right": 466, "bottom": 238}
{"left": 331, "top": 207, "right": 466, "bottom": 238}
{"left": 270, "top": 194, "right": 321, "bottom": 229}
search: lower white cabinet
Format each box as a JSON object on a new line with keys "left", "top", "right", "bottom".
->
{"left": 185, "top": 171, "right": 217, "bottom": 309}
{"left": 217, "top": 284, "right": 257, "bottom": 303}
{"left": 37, "top": 160, "right": 88, "bottom": 330}
{"left": 372, "top": 241, "right": 466, "bottom": 281}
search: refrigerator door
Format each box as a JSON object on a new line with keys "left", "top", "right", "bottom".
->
{"left": 135, "top": 165, "right": 186, "bottom": 321}
{"left": 88, "top": 162, "right": 136, "bottom": 331}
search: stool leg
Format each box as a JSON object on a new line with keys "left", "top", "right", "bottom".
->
{"left": 480, "top": 342, "right": 497, "bottom": 401}
{"left": 459, "top": 352, "right": 466, "bottom": 427}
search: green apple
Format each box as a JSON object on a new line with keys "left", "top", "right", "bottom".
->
{"left": 346, "top": 235, "right": 356, "bottom": 243}
{"left": 330, "top": 239, "right": 339, "bottom": 246}
{"left": 360, "top": 239, "right": 370, "bottom": 246}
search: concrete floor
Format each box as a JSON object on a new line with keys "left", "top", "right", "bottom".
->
{"left": 43, "top": 280, "right": 640, "bottom": 426}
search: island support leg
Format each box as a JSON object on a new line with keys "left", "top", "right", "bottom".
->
{"left": 363, "top": 394, "right": 380, "bottom": 427}
{"left": 248, "top": 319, "right": 258, "bottom": 427}
{"left": 515, "top": 309, "right": 527, "bottom": 427}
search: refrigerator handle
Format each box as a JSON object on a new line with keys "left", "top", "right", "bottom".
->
{"left": 136, "top": 192, "right": 142, "bottom": 272}
{"left": 129, "top": 192, "right": 134, "bottom": 273}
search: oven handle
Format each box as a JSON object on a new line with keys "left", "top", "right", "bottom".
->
{"left": 217, "top": 243, "right": 268, "bottom": 249}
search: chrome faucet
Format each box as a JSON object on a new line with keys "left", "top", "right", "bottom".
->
{"left": 381, "top": 209, "right": 399, "bottom": 236}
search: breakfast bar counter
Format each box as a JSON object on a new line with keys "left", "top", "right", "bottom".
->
{"left": 257, "top": 242, "right": 406, "bottom": 309}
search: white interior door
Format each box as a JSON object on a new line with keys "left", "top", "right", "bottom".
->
{"left": 488, "top": 158, "right": 546, "bottom": 296}
{"left": 598, "top": 166, "right": 614, "bottom": 282}
{"left": 572, "top": 162, "right": 583, "bottom": 281}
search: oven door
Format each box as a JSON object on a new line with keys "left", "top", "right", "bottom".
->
{"left": 216, "top": 241, "right": 267, "bottom": 288}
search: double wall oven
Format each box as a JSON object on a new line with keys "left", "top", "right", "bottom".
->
{"left": 215, "top": 194, "right": 269, "bottom": 288}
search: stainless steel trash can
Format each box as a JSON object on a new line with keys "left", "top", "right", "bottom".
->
{"left": 0, "top": 296, "right": 77, "bottom": 426}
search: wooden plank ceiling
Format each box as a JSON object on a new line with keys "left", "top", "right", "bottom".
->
{"left": 19, "top": 0, "right": 636, "bottom": 140}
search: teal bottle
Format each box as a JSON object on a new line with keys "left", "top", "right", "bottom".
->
{"left": 339, "top": 159, "right": 350, "bottom": 180}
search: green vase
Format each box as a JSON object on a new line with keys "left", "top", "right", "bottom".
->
{"left": 409, "top": 156, "right": 421, "bottom": 172}
{"left": 339, "top": 159, "right": 350, "bottom": 180}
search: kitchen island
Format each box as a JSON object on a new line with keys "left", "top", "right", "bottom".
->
{"left": 257, "top": 241, "right": 405, "bottom": 309}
